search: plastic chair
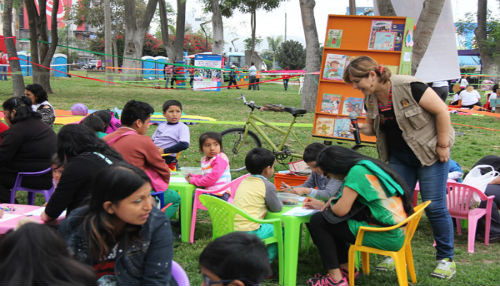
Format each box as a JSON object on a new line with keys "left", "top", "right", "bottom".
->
{"left": 446, "top": 182, "right": 494, "bottom": 253}
{"left": 189, "top": 173, "right": 249, "bottom": 243}
{"left": 10, "top": 168, "right": 54, "bottom": 205}
{"left": 172, "top": 260, "right": 190, "bottom": 286}
{"left": 199, "top": 194, "right": 284, "bottom": 285}
{"left": 347, "top": 201, "right": 431, "bottom": 286}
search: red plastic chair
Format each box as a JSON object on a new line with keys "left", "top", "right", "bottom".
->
{"left": 189, "top": 173, "right": 249, "bottom": 243}
{"left": 446, "top": 182, "right": 494, "bottom": 253}
{"left": 10, "top": 168, "right": 55, "bottom": 205}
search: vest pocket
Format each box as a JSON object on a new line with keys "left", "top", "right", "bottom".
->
{"left": 403, "top": 106, "right": 427, "bottom": 129}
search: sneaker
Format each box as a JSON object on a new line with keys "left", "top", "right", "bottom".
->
{"left": 430, "top": 258, "right": 456, "bottom": 279}
{"left": 307, "top": 275, "right": 348, "bottom": 286}
{"left": 340, "top": 267, "right": 359, "bottom": 279}
{"left": 376, "top": 257, "right": 395, "bottom": 271}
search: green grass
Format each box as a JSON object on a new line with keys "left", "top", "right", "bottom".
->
{"left": 1, "top": 74, "right": 499, "bottom": 286}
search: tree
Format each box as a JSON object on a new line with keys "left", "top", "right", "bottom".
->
{"left": 243, "top": 37, "right": 262, "bottom": 50}
{"left": 474, "top": 0, "right": 500, "bottom": 76}
{"left": 349, "top": 0, "right": 356, "bottom": 15}
{"left": 24, "top": 0, "right": 59, "bottom": 93}
{"left": 2, "top": 0, "right": 25, "bottom": 96}
{"left": 276, "top": 40, "right": 305, "bottom": 70}
{"left": 210, "top": 0, "right": 224, "bottom": 54}
{"left": 266, "top": 35, "right": 282, "bottom": 69}
{"left": 104, "top": 0, "right": 113, "bottom": 84}
{"left": 299, "top": 0, "right": 321, "bottom": 111}
{"left": 159, "top": 0, "right": 186, "bottom": 62}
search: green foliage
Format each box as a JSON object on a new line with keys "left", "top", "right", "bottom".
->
{"left": 456, "top": 11, "right": 500, "bottom": 54}
{"left": 243, "top": 37, "right": 263, "bottom": 51}
{"left": 276, "top": 40, "right": 305, "bottom": 70}
{"left": 224, "top": 0, "right": 283, "bottom": 14}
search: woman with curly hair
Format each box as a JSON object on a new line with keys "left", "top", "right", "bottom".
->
{"left": 24, "top": 83, "right": 56, "bottom": 126}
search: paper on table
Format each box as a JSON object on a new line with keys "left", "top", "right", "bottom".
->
{"left": 283, "top": 207, "right": 319, "bottom": 216}
{"left": 25, "top": 207, "right": 46, "bottom": 216}
{"left": 0, "top": 213, "right": 21, "bottom": 222}
{"left": 170, "top": 176, "right": 188, "bottom": 183}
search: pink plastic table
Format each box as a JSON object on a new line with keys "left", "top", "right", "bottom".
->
{"left": 0, "top": 204, "right": 55, "bottom": 234}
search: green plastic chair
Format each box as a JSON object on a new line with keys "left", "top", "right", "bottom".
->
{"left": 199, "top": 194, "right": 284, "bottom": 285}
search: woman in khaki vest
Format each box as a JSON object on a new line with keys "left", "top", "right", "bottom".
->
{"left": 343, "top": 56, "right": 456, "bottom": 280}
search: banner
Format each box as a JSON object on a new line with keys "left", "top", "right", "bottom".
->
{"left": 193, "top": 54, "right": 222, "bottom": 91}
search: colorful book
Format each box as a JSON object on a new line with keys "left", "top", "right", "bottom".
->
{"left": 373, "top": 31, "right": 396, "bottom": 50}
{"left": 315, "top": 116, "right": 335, "bottom": 137}
{"left": 333, "top": 118, "right": 354, "bottom": 139}
{"left": 342, "top": 97, "right": 364, "bottom": 116}
{"left": 391, "top": 23, "right": 405, "bottom": 51}
{"left": 323, "top": 54, "right": 347, "bottom": 81}
{"left": 326, "top": 29, "right": 343, "bottom": 48}
{"left": 320, "top": 94, "right": 341, "bottom": 114}
{"left": 368, "top": 20, "right": 392, "bottom": 49}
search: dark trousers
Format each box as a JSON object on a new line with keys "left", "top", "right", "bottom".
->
{"left": 228, "top": 77, "right": 239, "bottom": 89}
{"left": 0, "top": 170, "right": 52, "bottom": 203}
{"left": 283, "top": 79, "right": 289, "bottom": 91}
{"left": 308, "top": 212, "right": 355, "bottom": 270}
{"left": 478, "top": 184, "right": 500, "bottom": 238}
{"left": 432, "top": 86, "right": 449, "bottom": 102}
{"left": 248, "top": 76, "right": 256, "bottom": 90}
{"left": 170, "top": 75, "right": 176, "bottom": 87}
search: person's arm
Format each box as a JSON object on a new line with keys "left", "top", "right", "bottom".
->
{"left": 310, "top": 177, "right": 343, "bottom": 201}
{"left": 330, "top": 186, "right": 358, "bottom": 217}
{"left": 282, "top": 173, "right": 315, "bottom": 194}
{"left": 143, "top": 138, "right": 171, "bottom": 183}
{"left": 163, "top": 141, "right": 189, "bottom": 154}
{"left": 418, "top": 87, "right": 452, "bottom": 162}
{"left": 264, "top": 180, "right": 282, "bottom": 212}
{"left": 189, "top": 155, "right": 228, "bottom": 187}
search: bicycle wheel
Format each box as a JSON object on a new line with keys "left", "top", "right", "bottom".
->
{"left": 221, "top": 128, "right": 262, "bottom": 172}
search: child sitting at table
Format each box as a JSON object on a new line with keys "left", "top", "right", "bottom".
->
{"left": 199, "top": 232, "right": 271, "bottom": 286}
{"left": 281, "top": 143, "right": 342, "bottom": 203}
{"left": 186, "top": 132, "right": 231, "bottom": 200}
{"left": 233, "top": 148, "right": 282, "bottom": 261}
{"left": 153, "top": 100, "right": 190, "bottom": 170}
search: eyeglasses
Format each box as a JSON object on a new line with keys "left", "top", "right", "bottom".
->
{"left": 202, "top": 274, "right": 234, "bottom": 286}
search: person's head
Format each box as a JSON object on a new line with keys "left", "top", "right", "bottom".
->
{"left": 302, "top": 143, "right": 326, "bottom": 174}
{"left": 2, "top": 96, "right": 41, "bottom": 126}
{"left": 465, "top": 85, "right": 474, "bottom": 92}
{"left": 120, "top": 100, "right": 154, "bottom": 135}
{"left": 199, "top": 232, "right": 271, "bottom": 286}
{"left": 251, "top": 62, "right": 255, "bottom": 66}
{"left": 0, "top": 223, "right": 96, "bottom": 286}
{"left": 86, "top": 163, "right": 152, "bottom": 260}
{"left": 57, "top": 124, "right": 122, "bottom": 162}
{"left": 80, "top": 114, "right": 106, "bottom": 133}
{"left": 92, "top": 110, "right": 112, "bottom": 129}
{"left": 245, "top": 148, "right": 275, "bottom": 177}
{"left": 317, "top": 145, "right": 413, "bottom": 215}
{"left": 162, "top": 99, "right": 183, "bottom": 124}
{"left": 51, "top": 153, "right": 64, "bottom": 185}
{"left": 199, "top": 132, "right": 222, "bottom": 159}
{"left": 492, "top": 84, "right": 499, "bottom": 94}
{"left": 343, "top": 56, "right": 392, "bottom": 97}
{"left": 24, "top": 83, "right": 48, "bottom": 105}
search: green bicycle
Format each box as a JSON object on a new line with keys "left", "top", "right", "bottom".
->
{"left": 221, "top": 94, "right": 308, "bottom": 171}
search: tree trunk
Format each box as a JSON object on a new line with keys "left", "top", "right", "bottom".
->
{"left": 299, "top": 0, "right": 321, "bottom": 111}
{"left": 159, "top": 0, "right": 175, "bottom": 59}
{"left": 113, "top": 34, "right": 119, "bottom": 68}
{"left": 211, "top": 0, "right": 224, "bottom": 55}
{"left": 172, "top": 0, "right": 186, "bottom": 62}
{"left": 349, "top": 0, "right": 356, "bottom": 15}
{"left": 376, "top": 0, "right": 396, "bottom": 16}
{"left": 3, "top": 0, "right": 25, "bottom": 96}
{"left": 475, "top": 0, "right": 498, "bottom": 75}
{"left": 249, "top": 10, "right": 257, "bottom": 65}
{"left": 104, "top": 0, "right": 113, "bottom": 84}
{"left": 411, "top": 0, "right": 445, "bottom": 75}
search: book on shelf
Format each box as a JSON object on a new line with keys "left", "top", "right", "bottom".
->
{"left": 341, "top": 97, "right": 364, "bottom": 116}
{"left": 373, "top": 31, "right": 396, "bottom": 50}
{"left": 315, "top": 116, "right": 335, "bottom": 137}
{"left": 320, "top": 94, "right": 341, "bottom": 114}
{"left": 368, "top": 20, "right": 392, "bottom": 49}
{"left": 322, "top": 54, "right": 347, "bottom": 81}
{"left": 391, "top": 23, "right": 405, "bottom": 51}
{"left": 326, "top": 29, "right": 343, "bottom": 48}
{"left": 333, "top": 118, "right": 354, "bottom": 139}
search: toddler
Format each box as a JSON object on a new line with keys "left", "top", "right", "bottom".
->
{"left": 186, "top": 132, "right": 231, "bottom": 199}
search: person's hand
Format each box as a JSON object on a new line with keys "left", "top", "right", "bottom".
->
{"left": 436, "top": 145, "right": 450, "bottom": 162}
{"left": 287, "top": 187, "right": 311, "bottom": 196}
{"left": 321, "top": 197, "right": 335, "bottom": 211}
{"left": 158, "top": 147, "right": 164, "bottom": 154}
{"left": 16, "top": 217, "right": 36, "bottom": 229}
{"left": 40, "top": 211, "right": 55, "bottom": 224}
{"left": 280, "top": 182, "right": 291, "bottom": 191}
{"left": 185, "top": 174, "right": 192, "bottom": 183}
{"left": 303, "top": 197, "right": 325, "bottom": 210}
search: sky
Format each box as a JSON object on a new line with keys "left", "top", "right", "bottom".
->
{"left": 167, "top": 0, "right": 500, "bottom": 52}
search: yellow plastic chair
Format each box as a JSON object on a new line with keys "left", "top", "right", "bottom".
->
{"left": 347, "top": 201, "right": 431, "bottom": 286}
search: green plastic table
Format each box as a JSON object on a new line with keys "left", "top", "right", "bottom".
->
{"left": 168, "top": 174, "right": 196, "bottom": 243}
{"left": 266, "top": 205, "right": 313, "bottom": 286}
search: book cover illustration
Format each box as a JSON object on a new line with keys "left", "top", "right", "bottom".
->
{"left": 373, "top": 32, "right": 396, "bottom": 50}
{"left": 368, "top": 20, "right": 392, "bottom": 49}
{"left": 326, "top": 29, "right": 343, "bottom": 48}
{"left": 391, "top": 23, "right": 405, "bottom": 51}
{"left": 322, "top": 54, "right": 347, "bottom": 81}
{"left": 342, "top": 97, "right": 364, "bottom": 116}
{"left": 333, "top": 118, "right": 354, "bottom": 139}
{"left": 320, "top": 94, "right": 341, "bottom": 114}
{"left": 314, "top": 116, "right": 335, "bottom": 137}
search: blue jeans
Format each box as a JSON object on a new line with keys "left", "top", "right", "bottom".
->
{"left": 389, "top": 151, "right": 454, "bottom": 260}
{"left": 0, "top": 66, "right": 7, "bottom": 80}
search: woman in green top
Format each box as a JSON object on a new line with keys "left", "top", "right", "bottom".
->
{"left": 305, "top": 146, "right": 413, "bottom": 286}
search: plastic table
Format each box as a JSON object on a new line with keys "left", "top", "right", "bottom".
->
{"left": 266, "top": 205, "right": 313, "bottom": 286}
{"left": 0, "top": 204, "right": 54, "bottom": 234}
{"left": 168, "top": 174, "right": 196, "bottom": 243}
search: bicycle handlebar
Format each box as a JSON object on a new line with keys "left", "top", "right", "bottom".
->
{"left": 240, "top": 94, "right": 261, "bottom": 110}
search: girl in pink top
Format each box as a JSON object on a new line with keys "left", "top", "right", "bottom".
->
{"left": 186, "top": 132, "right": 232, "bottom": 200}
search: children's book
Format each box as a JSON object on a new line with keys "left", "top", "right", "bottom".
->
{"left": 333, "top": 118, "right": 354, "bottom": 139}
{"left": 320, "top": 94, "right": 341, "bottom": 114}
{"left": 342, "top": 97, "right": 364, "bottom": 116}
{"left": 373, "top": 31, "right": 396, "bottom": 50}
{"left": 314, "top": 116, "right": 335, "bottom": 137}
{"left": 392, "top": 23, "right": 405, "bottom": 51}
{"left": 368, "top": 20, "right": 392, "bottom": 49}
{"left": 322, "top": 54, "right": 347, "bottom": 81}
{"left": 326, "top": 29, "right": 343, "bottom": 48}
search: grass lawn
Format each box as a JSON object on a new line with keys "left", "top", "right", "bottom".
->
{"left": 1, "top": 74, "right": 499, "bottom": 286}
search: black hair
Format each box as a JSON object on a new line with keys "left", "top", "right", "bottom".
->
{"left": 2, "top": 96, "right": 41, "bottom": 124}
{"left": 162, "top": 99, "right": 183, "bottom": 113}
{"left": 84, "top": 163, "right": 151, "bottom": 260}
{"left": 120, "top": 100, "right": 154, "bottom": 126}
{"left": 199, "top": 232, "right": 271, "bottom": 286}
{"left": 317, "top": 146, "right": 413, "bottom": 216}
{"left": 245, "top": 147, "right": 274, "bottom": 175}
{"left": 51, "top": 153, "right": 63, "bottom": 169}
{"left": 25, "top": 83, "right": 48, "bottom": 104}
{"left": 57, "top": 124, "right": 123, "bottom": 163}
{"left": 81, "top": 114, "right": 106, "bottom": 133}
{"left": 199, "top": 132, "right": 223, "bottom": 152}
{"left": 303, "top": 143, "right": 326, "bottom": 163}
{"left": 492, "top": 84, "right": 499, "bottom": 93}
{"left": 92, "top": 110, "right": 112, "bottom": 129}
{"left": 0, "top": 223, "right": 97, "bottom": 286}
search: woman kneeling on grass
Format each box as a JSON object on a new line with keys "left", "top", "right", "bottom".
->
{"left": 305, "top": 146, "right": 413, "bottom": 286}
{"left": 59, "top": 163, "right": 175, "bottom": 286}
